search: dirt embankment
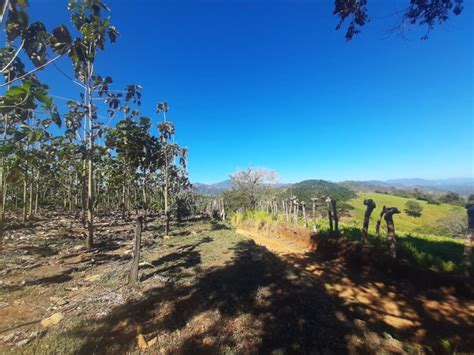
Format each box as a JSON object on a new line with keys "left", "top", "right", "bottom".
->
{"left": 234, "top": 218, "right": 474, "bottom": 353}
{"left": 234, "top": 218, "right": 314, "bottom": 253}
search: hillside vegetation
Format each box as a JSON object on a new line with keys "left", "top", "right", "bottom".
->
{"left": 282, "top": 179, "right": 356, "bottom": 202}
{"left": 347, "top": 192, "right": 465, "bottom": 236}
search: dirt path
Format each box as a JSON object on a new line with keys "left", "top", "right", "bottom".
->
{"left": 238, "top": 227, "right": 474, "bottom": 351}
{"left": 236, "top": 229, "right": 305, "bottom": 255}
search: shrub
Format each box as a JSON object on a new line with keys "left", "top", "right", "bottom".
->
{"left": 404, "top": 200, "right": 423, "bottom": 218}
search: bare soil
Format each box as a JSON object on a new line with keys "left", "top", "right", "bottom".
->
{"left": 0, "top": 214, "right": 472, "bottom": 354}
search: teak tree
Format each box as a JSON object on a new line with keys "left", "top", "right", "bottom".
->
{"left": 334, "top": 0, "right": 464, "bottom": 40}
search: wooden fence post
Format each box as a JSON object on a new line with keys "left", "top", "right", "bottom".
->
{"left": 311, "top": 197, "right": 318, "bottom": 233}
{"left": 384, "top": 207, "right": 400, "bottom": 259}
{"left": 463, "top": 204, "right": 474, "bottom": 276}
{"left": 362, "top": 199, "right": 376, "bottom": 244}
{"left": 128, "top": 216, "right": 143, "bottom": 285}
{"left": 325, "top": 197, "right": 333, "bottom": 233}
{"left": 301, "top": 201, "right": 307, "bottom": 228}
{"left": 331, "top": 199, "right": 339, "bottom": 235}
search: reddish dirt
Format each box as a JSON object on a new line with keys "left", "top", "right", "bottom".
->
{"left": 237, "top": 225, "right": 474, "bottom": 353}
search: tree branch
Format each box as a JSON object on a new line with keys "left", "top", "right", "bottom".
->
{"left": 0, "top": 54, "right": 63, "bottom": 88}
{"left": 0, "top": 39, "right": 25, "bottom": 74}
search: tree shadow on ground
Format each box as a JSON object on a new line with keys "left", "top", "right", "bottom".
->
{"left": 319, "top": 226, "right": 473, "bottom": 274}
{"left": 16, "top": 244, "right": 59, "bottom": 258}
{"left": 286, "top": 234, "right": 474, "bottom": 353}
{"left": 65, "top": 240, "right": 352, "bottom": 354}
{"left": 141, "top": 237, "right": 214, "bottom": 281}
{"left": 210, "top": 220, "right": 230, "bottom": 231}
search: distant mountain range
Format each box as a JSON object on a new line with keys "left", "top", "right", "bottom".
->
{"left": 193, "top": 177, "right": 474, "bottom": 196}
{"left": 342, "top": 178, "right": 474, "bottom": 196}
{"left": 193, "top": 180, "right": 232, "bottom": 196}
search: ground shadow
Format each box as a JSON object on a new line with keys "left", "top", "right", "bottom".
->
{"left": 65, "top": 240, "right": 352, "bottom": 354}
{"left": 286, "top": 236, "right": 474, "bottom": 352}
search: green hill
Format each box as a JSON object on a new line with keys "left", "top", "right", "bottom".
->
{"left": 282, "top": 179, "right": 356, "bottom": 203}
{"left": 347, "top": 192, "right": 465, "bottom": 236}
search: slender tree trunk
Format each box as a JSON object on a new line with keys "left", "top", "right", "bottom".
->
{"left": 22, "top": 177, "right": 27, "bottom": 223}
{"left": 34, "top": 184, "right": 39, "bottom": 216}
{"left": 86, "top": 64, "right": 94, "bottom": 249}
{"left": 0, "top": 166, "right": 4, "bottom": 223}
{"left": 128, "top": 216, "right": 143, "bottom": 284}
{"left": 1, "top": 180, "right": 7, "bottom": 222}
{"left": 142, "top": 169, "right": 147, "bottom": 229}
{"left": 0, "top": 112, "right": 6, "bottom": 223}
{"left": 82, "top": 159, "right": 86, "bottom": 225}
{"left": 164, "top": 162, "right": 170, "bottom": 236}
{"left": 28, "top": 178, "right": 33, "bottom": 217}
{"left": 68, "top": 175, "right": 72, "bottom": 213}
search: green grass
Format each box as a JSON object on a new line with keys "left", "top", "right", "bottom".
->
{"left": 232, "top": 203, "right": 471, "bottom": 273}
{"left": 347, "top": 192, "right": 465, "bottom": 236}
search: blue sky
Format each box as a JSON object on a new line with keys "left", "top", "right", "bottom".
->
{"left": 24, "top": 0, "right": 474, "bottom": 183}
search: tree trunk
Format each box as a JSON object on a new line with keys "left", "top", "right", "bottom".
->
{"left": 22, "top": 177, "right": 27, "bottom": 223}
{"left": 0, "top": 167, "right": 4, "bottom": 223}
{"left": 34, "top": 183, "right": 39, "bottom": 216}
{"left": 86, "top": 65, "right": 94, "bottom": 249}
{"left": 164, "top": 162, "right": 170, "bottom": 236}
{"left": 362, "top": 199, "right": 376, "bottom": 243}
{"left": 82, "top": 159, "right": 87, "bottom": 225}
{"left": 28, "top": 179, "right": 33, "bottom": 217}
{"left": 142, "top": 169, "right": 147, "bottom": 229}
{"left": 1, "top": 179, "right": 6, "bottom": 223}
{"left": 128, "top": 216, "right": 143, "bottom": 284}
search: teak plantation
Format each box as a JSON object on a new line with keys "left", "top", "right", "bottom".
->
{"left": 0, "top": 0, "right": 472, "bottom": 354}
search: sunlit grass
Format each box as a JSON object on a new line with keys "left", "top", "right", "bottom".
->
{"left": 231, "top": 209, "right": 471, "bottom": 273}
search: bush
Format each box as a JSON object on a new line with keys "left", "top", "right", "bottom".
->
{"left": 404, "top": 200, "right": 423, "bottom": 218}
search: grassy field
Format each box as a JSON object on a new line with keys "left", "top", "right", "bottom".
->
{"left": 346, "top": 194, "right": 470, "bottom": 272}
{"left": 347, "top": 192, "right": 465, "bottom": 236}
{"left": 231, "top": 195, "right": 472, "bottom": 273}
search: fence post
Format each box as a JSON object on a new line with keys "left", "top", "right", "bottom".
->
{"left": 128, "top": 216, "right": 143, "bottom": 285}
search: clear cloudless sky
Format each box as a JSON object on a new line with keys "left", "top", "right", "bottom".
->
{"left": 22, "top": 0, "right": 474, "bottom": 183}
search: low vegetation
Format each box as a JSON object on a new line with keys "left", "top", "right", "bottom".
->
{"left": 347, "top": 192, "right": 465, "bottom": 237}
